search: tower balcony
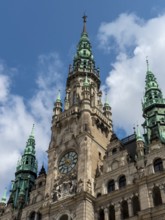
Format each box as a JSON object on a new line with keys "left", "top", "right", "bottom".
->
{"left": 143, "top": 98, "right": 165, "bottom": 111}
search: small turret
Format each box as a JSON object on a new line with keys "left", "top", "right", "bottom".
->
{"left": 103, "top": 92, "right": 112, "bottom": 119}
{"left": 53, "top": 90, "right": 62, "bottom": 118}
{"left": 82, "top": 73, "right": 90, "bottom": 103}
{"left": 142, "top": 59, "right": 165, "bottom": 146}
{"left": 8, "top": 125, "right": 38, "bottom": 209}
{"left": 136, "top": 126, "right": 145, "bottom": 159}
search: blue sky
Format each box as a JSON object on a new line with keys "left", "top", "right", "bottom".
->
{"left": 1, "top": 0, "right": 165, "bottom": 199}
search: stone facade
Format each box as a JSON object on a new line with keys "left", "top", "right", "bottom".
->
{"left": 1, "top": 17, "right": 165, "bottom": 220}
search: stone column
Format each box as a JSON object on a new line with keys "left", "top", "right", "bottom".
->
{"left": 34, "top": 212, "right": 38, "bottom": 220}
{"left": 104, "top": 207, "right": 109, "bottom": 220}
{"left": 160, "top": 186, "right": 165, "bottom": 203}
{"left": 115, "top": 203, "right": 121, "bottom": 220}
{"left": 94, "top": 211, "right": 98, "bottom": 220}
{"left": 128, "top": 199, "right": 133, "bottom": 217}
{"left": 148, "top": 189, "right": 154, "bottom": 208}
{"left": 115, "top": 180, "right": 119, "bottom": 190}
{"left": 139, "top": 183, "right": 151, "bottom": 209}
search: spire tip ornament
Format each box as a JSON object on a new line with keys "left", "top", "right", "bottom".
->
{"left": 146, "top": 56, "right": 149, "bottom": 72}
{"left": 31, "top": 124, "right": 35, "bottom": 137}
{"left": 82, "top": 13, "right": 87, "bottom": 33}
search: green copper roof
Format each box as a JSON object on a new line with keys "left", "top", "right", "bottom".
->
{"left": 56, "top": 90, "right": 61, "bottom": 102}
{"left": 104, "top": 92, "right": 110, "bottom": 107}
{"left": 72, "top": 15, "right": 98, "bottom": 75}
{"left": 19, "top": 182, "right": 25, "bottom": 196}
{"left": 16, "top": 125, "right": 37, "bottom": 173}
{"left": 1, "top": 188, "right": 7, "bottom": 204}
{"left": 142, "top": 59, "right": 165, "bottom": 111}
{"left": 24, "top": 125, "right": 36, "bottom": 156}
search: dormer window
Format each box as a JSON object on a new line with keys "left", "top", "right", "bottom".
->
{"left": 112, "top": 148, "right": 117, "bottom": 155}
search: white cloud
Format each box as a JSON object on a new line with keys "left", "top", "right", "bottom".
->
{"left": 98, "top": 13, "right": 165, "bottom": 135}
{"left": 0, "top": 53, "right": 64, "bottom": 199}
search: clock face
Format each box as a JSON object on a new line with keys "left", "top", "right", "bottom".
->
{"left": 58, "top": 151, "right": 78, "bottom": 174}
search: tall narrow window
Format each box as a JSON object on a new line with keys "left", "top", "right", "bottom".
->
{"left": 59, "top": 215, "right": 69, "bottom": 220}
{"left": 152, "top": 186, "right": 162, "bottom": 206}
{"left": 121, "top": 200, "right": 129, "bottom": 219}
{"left": 132, "top": 196, "right": 140, "bottom": 215}
{"left": 107, "top": 180, "right": 115, "bottom": 193}
{"left": 154, "top": 158, "right": 163, "bottom": 172}
{"left": 119, "top": 175, "right": 126, "bottom": 189}
{"left": 109, "top": 205, "right": 115, "bottom": 220}
{"left": 98, "top": 209, "right": 105, "bottom": 220}
{"left": 29, "top": 212, "right": 35, "bottom": 220}
{"left": 38, "top": 213, "right": 42, "bottom": 220}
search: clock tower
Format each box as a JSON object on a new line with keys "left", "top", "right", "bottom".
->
{"left": 44, "top": 16, "right": 112, "bottom": 220}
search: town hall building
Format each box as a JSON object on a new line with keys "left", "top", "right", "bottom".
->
{"left": 0, "top": 16, "right": 165, "bottom": 220}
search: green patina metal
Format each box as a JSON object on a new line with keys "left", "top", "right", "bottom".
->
{"left": 1, "top": 188, "right": 7, "bottom": 204}
{"left": 136, "top": 126, "right": 143, "bottom": 142}
{"left": 72, "top": 15, "right": 99, "bottom": 76}
{"left": 56, "top": 90, "right": 61, "bottom": 102}
{"left": 8, "top": 125, "right": 37, "bottom": 209}
{"left": 142, "top": 59, "right": 165, "bottom": 144}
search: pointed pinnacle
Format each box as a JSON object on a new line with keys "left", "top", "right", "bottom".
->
{"left": 1, "top": 188, "right": 7, "bottom": 204}
{"left": 104, "top": 90, "right": 109, "bottom": 106}
{"left": 56, "top": 90, "right": 61, "bottom": 102}
{"left": 30, "top": 124, "right": 35, "bottom": 137}
{"left": 146, "top": 56, "right": 149, "bottom": 72}
{"left": 82, "top": 14, "right": 87, "bottom": 33}
{"left": 136, "top": 125, "right": 143, "bottom": 142}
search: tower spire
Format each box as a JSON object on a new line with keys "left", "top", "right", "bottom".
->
{"left": 31, "top": 124, "right": 35, "bottom": 137}
{"left": 8, "top": 126, "right": 37, "bottom": 208}
{"left": 142, "top": 60, "right": 165, "bottom": 145}
{"left": 146, "top": 56, "right": 149, "bottom": 72}
{"left": 56, "top": 90, "right": 61, "bottom": 102}
{"left": 82, "top": 14, "right": 87, "bottom": 33}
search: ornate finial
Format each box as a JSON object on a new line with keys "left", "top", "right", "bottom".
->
{"left": 104, "top": 90, "right": 110, "bottom": 107}
{"left": 56, "top": 90, "right": 61, "bottom": 102}
{"left": 82, "top": 14, "right": 87, "bottom": 33}
{"left": 1, "top": 188, "right": 7, "bottom": 204}
{"left": 105, "top": 90, "right": 108, "bottom": 103}
{"left": 146, "top": 56, "right": 149, "bottom": 71}
{"left": 31, "top": 124, "right": 35, "bottom": 137}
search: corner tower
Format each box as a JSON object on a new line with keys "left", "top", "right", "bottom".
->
{"left": 142, "top": 60, "right": 165, "bottom": 148}
{"left": 8, "top": 125, "right": 37, "bottom": 209}
{"left": 45, "top": 16, "right": 112, "bottom": 220}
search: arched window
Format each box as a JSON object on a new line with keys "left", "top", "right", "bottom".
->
{"left": 38, "top": 213, "right": 42, "bottom": 220}
{"left": 119, "top": 175, "right": 126, "bottom": 189}
{"left": 29, "top": 212, "right": 35, "bottom": 220}
{"left": 98, "top": 209, "right": 105, "bottom": 220}
{"left": 121, "top": 200, "right": 129, "bottom": 219}
{"left": 112, "top": 148, "right": 117, "bottom": 155}
{"left": 109, "top": 205, "right": 115, "bottom": 220}
{"left": 59, "top": 215, "right": 68, "bottom": 220}
{"left": 152, "top": 186, "right": 162, "bottom": 206}
{"left": 107, "top": 180, "right": 115, "bottom": 193}
{"left": 132, "top": 196, "right": 140, "bottom": 215}
{"left": 97, "top": 193, "right": 102, "bottom": 198}
{"left": 154, "top": 158, "right": 163, "bottom": 172}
